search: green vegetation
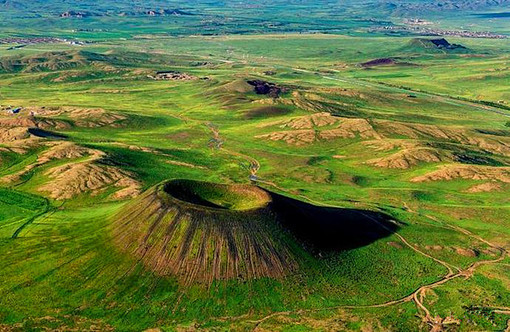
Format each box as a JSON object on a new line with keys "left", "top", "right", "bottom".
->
{"left": 163, "top": 179, "right": 271, "bottom": 210}
{"left": 0, "top": 1, "right": 509, "bottom": 331}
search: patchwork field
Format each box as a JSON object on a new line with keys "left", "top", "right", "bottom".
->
{"left": 0, "top": 1, "right": 510, "bottom": 331}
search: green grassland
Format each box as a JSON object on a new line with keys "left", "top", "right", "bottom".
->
{"left": 0, "top": 7, "right": 509, "bottom": 331}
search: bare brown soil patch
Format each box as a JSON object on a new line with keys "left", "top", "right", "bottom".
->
{"left": 425, "top": 245, "right": 443, "bottom": 251}
{"left": 259, "top": 112, "right": 338, "bottom": 130}
{"left": 411, "top": 165, "right": 510, "bottom": 183}
{"left": 286, "top": 112, "right": 338, "bottom": 129}
{"left": 454, "top": 247, "right": 479, "bottom": 257}
{"left": 1, "top": 106, "right": 126, "bottom": 130}
{"left": 1, "top": 142, "right": 100, "bottom": 184}
{"left": 282, "top": 91, "right": 354, "bottom": 113}
{"left": 320, "top": 118, "right": 381, "bottom": 140}
{"left": 0, "top": 113, "right": 68, "bottom": 154}
{"left": 0, "top": 115, "right": 69, "bottom": 130}
{"left": 257, "top": 129, "right": 317, "bottom": 146}
{"left": 0, "top": 127, "right": 31, "bottom": 143}
{"left": 39, "top": 161, "right": 140, "bottom": 200}
{"left": 30, "top": 106, "right": 127, "bottom": 128}
{"left": 1, "top": 142, "right": 139, "bottom": 198}
{"left": 376, "top": 120, "right": 510, "bottom": 156}
{"left": 38, "top": 141, "right": 100, "bottom": 163}
{"left": 64, "top": 108, "right": 126, "bottom": 128}
{"left": 0, "top": 107, "right": 129, "bottom": 160}
{"left": 257, "top": 114, "right": 379, "bottom": 145}
{"left": 376, "top": 121, "right": 465, "bottom": 141}
{"left": 388, "top": 241, "right": 403, "bottom": 249}
{"left": 367, "top": 147, "right": 443, "bottom": 169}
{"left": 266, "top": 95, "right": 510, "bottom": 154}
{"left": 466, "top": 182, "right": 503, "bottom": 193}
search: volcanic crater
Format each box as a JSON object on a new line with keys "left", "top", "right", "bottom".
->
{"left": 112, "top": 179, "right": 399, "bottom": 285}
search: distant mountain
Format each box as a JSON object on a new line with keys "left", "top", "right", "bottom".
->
{"left": 1, "top": 0, "right": 509, "bottom": 37}
{"left": 5, "top": 0, "right": 509, "bottom": 15}
{"left": 377, "top": 0, "right": 510, "bottom": 14}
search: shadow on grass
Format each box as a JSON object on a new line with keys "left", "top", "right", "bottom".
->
{"left": 269, "top": 191, "right": 400, "bottom": 252}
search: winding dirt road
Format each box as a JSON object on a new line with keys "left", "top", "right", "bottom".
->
{"left": 245, "top": 174, "right": 508, "bottom": 331}
{"left": 166, "top": 85, "right": 509, "bottom": 331}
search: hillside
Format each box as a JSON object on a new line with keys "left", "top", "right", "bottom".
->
{"left": 112, "top": 180, "right": 398, "bottom": 285}
{"left": 404, "top": 38, "right": 470, "bottom": 53}
{"left": 0, "top": 50, "right": 189, "bottom": 73}
{"left": 0, "top": 1, "right": 509, "bottom": 331}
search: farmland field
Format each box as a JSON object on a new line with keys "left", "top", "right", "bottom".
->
{"left": 0, "top": 1, "right": 509, "bottom": 331}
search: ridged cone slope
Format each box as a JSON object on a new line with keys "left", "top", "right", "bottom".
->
{"left": 112, "top": 180, "right": 299, "bottom": 285}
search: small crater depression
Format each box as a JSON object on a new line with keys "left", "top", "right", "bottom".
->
{"left": 163, "top": 179, "right": 271, "bottom": 211}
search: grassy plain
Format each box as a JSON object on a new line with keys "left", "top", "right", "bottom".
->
{"left": 0, "top": 15, "right": 509, "bottom": 332}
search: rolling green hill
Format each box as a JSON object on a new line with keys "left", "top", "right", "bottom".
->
{"left": 0, "top": 1, "right": 509, "bottom": 331}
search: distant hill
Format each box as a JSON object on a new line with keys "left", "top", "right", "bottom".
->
{"left": 0, "top": 51, "right": 96, "bottom": 73}
{"left": 0, "top": 50, "right": 185, "bottom": 73}
{"left": 404, "top": 38, "right": 470, "bottom": 53}
{"left": 378, "top": 0, "right": 510, "bottom": 14}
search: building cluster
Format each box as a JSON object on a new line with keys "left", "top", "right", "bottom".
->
{"left": 1, "top": 106, "right": 23, "bottom": 114}
{"left": 372, "top": 25, "right": 507, "bottom": 39}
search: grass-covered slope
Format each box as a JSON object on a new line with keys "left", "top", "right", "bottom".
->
{"left": 112, "top": 180, "right": 297, "bottom": 285}
{"left": 403, "top": 38, "right": 470, "bottom": 54}
{"left": 0, "top": 28, "right": 509, "bottom": 331}
{"left": 112, "top": 179, "right": 399, "bottom": 286}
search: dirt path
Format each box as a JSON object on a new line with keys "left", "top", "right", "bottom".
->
{"left": 128, "top": 61, "right": 508, "bottom": 329}
{"left": 293, "top": 67, "right": 510, "bottom": 118}
{"left": 243, "top": 182, "right": 507, "bottom": 331}
{"left": 340, "top": 210, "right": 503, "bottom": 330}
{"left": 248, "top": 231, "right": 505, "bottom": 331}
{"left": 11, "top": 198, "right": 49, "bottom": 239}
{"left": 151, "top": 109, "right": 260, "bottom": 179}
{"left": 224, "top": 148, "right": 260, "bottom": 176}
{"left": 205, "top": 122, "right": 260, "bottom": 177}
{"left": 147, "top": 104, "right": 509, "bottom": 330}
{"left": 206, "top": 122, "right": 223, "bottom": 149}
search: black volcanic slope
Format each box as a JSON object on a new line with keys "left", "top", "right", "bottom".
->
{"left": 112, "top": 180, "right": 399, "bottom": 285}
{"left": 406, "top": 38, "right": 469, "bottom": 53}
